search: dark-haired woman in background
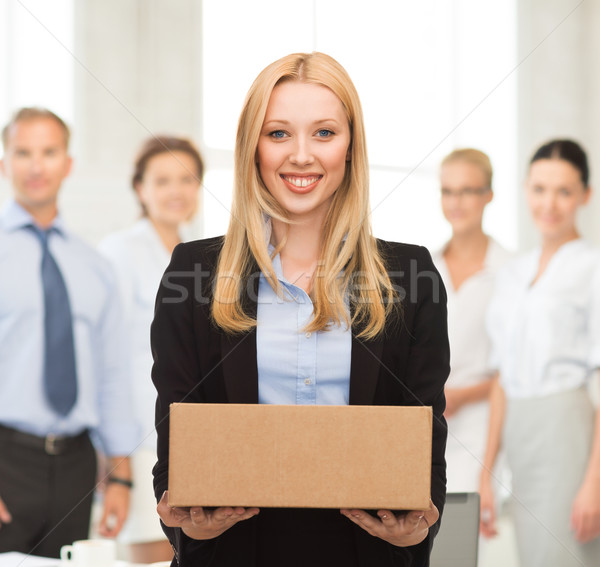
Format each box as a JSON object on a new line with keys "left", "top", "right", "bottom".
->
{"left": 99, "top": 136, "right": 204, "bottom": 563}
{"left": 479, "top": 140, "right": 600, "bottom": 566}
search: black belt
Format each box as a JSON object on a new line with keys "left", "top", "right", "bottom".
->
{"left": 0, "top": 424, "right": 89, "bottom": 455}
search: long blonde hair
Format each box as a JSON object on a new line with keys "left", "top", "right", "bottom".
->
{"left": 212, "top": 52, "right": 396, "bottom": 339}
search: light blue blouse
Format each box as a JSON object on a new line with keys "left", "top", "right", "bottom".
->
{"left": 256, "top": 248, "right": 352, "bottom": 405}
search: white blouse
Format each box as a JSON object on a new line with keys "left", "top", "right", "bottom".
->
{"left": 98, "top": 219, "right": 173, "bottom": 449}
{"left": 433, "top": 238, "right": 511, "bottom": 491}
{"left": 434, "top": 238, "right": 512, "bottom": 390}
{"left": 487, "top": 239, "right": 600, "bottom": 399}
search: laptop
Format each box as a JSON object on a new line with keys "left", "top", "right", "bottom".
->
{"left": 430, "top": 492, "right": 480, "bottom": 567}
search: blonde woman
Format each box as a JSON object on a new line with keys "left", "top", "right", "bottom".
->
{"left": 480, "top": 140, "right": 600, "bottom": 566}
{"left": 99, "top": 136, "right": 204, "bottom": 563}
{"left": 152, "top": 52, "right": 449, "bottom": 566}
{"left": 432, "top": 149, "right": 511, "bottom": 494}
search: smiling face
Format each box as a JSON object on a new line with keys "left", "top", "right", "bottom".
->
{"left": 135, "top": 150, "right": 200, "bottom": 228}
{"left": 526, "top": 158, "right": 590, "bottom": 242}
{"left": 0, "top": 117, "right": 72, "bottom": 216}
{"left": 257, "top": 80, "right": 351, "bottom": 225}
{"left": 440, "top": 159, "right": 492, "bottom": 235}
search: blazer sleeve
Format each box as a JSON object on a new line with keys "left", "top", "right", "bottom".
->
{"left": 393, "top": 244, "right": 449, "bottom": 565}
{"left": 151, "top": 241, "right": 219, "bottom": 565}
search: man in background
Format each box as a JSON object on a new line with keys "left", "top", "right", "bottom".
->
{"left": 0, "top": 107, "right": 138, "bottom": 557}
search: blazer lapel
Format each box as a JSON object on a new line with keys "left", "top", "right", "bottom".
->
{"left": 220, "top": 269, "right": 260, "bottom": 403}
{"left": 220, "top": 329, "right": 259, "bottom": 403}
{"left": 349, "top": 326, "right": 384, "bottom": 405}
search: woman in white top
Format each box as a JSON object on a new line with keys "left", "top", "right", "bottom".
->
{"left": 480, "top": 139, "right": 600, "bottom": 566}
{"left": 433, "top": 149, "right": 511, "bottom": 494}
{"left": 99, "top": 136, "right": 204, "bottom": 563}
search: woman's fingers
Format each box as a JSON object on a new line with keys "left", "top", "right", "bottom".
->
{"left": 400, "top": 503, "right": 437, "bottom": 534}
{"left": 403, "top": 511, "right": 425, "bottom": 533}
{"left": 479, "top": 483, "right": 498, "bottom": 538}
{"left": 421, "top": 500, "right": 439, "bottom": 529}
{"left": 571, "top": 481, "right": 600, "bottom": 543}
{"left": 157, "top": 491, "right": 191, "bottom": 527}
{"left": 571, "top": 505, "right": 600, "bottom": 543}
{"left": 157, "top": 492, "right": 260, "bottom": 536}
{"left": 378, "top": 510, "right": 399, "bottom": 528}
{"left": 341, "top": 509, "right": 377, "bottom": 533}
{"left": 340, "top": 504, "right": 434, "bottom": 546}
{"left": 207, "top": 506, "right": 260, "bottom": 526}
{"left": 189, "top": 506, "right": 209, "bottom": 525}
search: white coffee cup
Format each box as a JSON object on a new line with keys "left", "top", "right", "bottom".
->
{"left": 60, "top": 539, "right": 116, "bottom": 567}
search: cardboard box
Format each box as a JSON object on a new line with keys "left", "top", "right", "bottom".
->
{"left": 168, "top": 403, "right": 432, "bottom": 510}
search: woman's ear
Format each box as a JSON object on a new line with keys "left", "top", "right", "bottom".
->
{"left": 134, "top": 181, "right": 145, "bottom": 202}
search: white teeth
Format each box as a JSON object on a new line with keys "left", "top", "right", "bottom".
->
{"left": 283, "top": 175, "right": 319, "bottom": 187}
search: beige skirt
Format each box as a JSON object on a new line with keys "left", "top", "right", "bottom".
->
{"left": 504, "top": 387, "right": 600, "bottom": 567}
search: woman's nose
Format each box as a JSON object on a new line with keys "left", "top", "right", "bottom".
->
{"left": 289, "top": 138, "right": 314, "bottom": 165}
{"left": 541, "top": 191, "right": 558, "bottom": 210}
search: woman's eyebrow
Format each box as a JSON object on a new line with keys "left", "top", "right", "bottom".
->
{"left": 262, "top": 118, "right": 342, "bottom": 127}
{"left": 262, "top": 119, "right": 290, "bottom": 127}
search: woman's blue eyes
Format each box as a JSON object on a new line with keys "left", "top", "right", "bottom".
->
{"left": 268, "top": 129, "right": 334, "bottom": 139}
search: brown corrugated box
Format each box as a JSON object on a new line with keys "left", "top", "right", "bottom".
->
{"left": 168, "top": 403, "right": 432, "bottom": 510}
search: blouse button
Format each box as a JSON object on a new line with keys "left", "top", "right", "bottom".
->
{"left": 304, "top": 378, "right": 312, "bottom": 385}
{"left": 305, "top": 332, "right": 312, "bottom": 338}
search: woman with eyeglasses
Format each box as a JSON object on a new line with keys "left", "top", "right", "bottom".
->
{"left": 480, "top": 140, "right": 600, "bottom": 566}
{"left": 433, "top": 149, "right": 511, "bottom": 498}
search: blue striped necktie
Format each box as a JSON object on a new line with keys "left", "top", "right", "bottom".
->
{"left": 30, "top": 225, "right": 78, "bottom": 415}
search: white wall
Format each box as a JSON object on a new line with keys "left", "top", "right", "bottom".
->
{"left": 516, "top": 0, "right": 600, "bottom": 248}
{"left": 1, "top": 1, "right": 597, "bottom": 250}
{"left": 67, "top": 0, "right": 204, "bottom": 243}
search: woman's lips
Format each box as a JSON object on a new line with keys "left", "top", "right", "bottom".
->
{"left": 280, "top": 174, "right": 323, "bottom": 193}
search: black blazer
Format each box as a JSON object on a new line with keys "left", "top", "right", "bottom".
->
{"left": 152, "top": 237, "right": 449, "bottom": 567}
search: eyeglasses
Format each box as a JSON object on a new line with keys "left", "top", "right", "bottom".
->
{"left": 440, "top": 187, "right": 490, "bottom": 198}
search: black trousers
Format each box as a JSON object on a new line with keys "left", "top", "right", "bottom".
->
{"left": 0, "top": 425, "right": 97, "bottom": 558}
{"left": 256, "top": 508, "right": 360, "bottom": 567}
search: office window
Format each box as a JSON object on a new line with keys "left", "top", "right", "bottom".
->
{"left": 201, "top": 0, "right": 517, "bottom": 250}
{"left": 0, "top": 0, "right": 74, "bottom": 126}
